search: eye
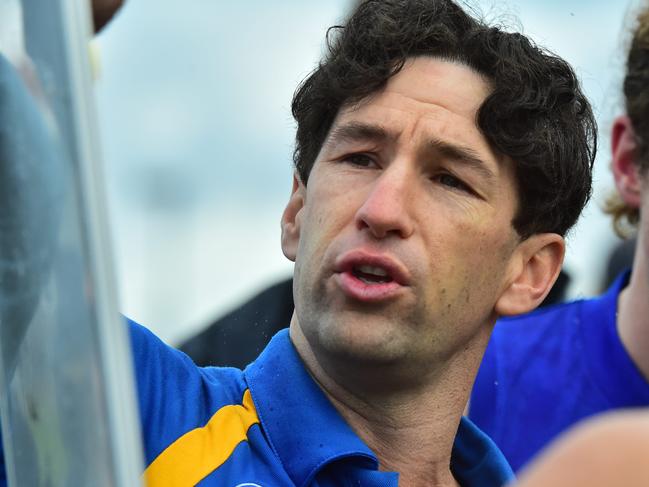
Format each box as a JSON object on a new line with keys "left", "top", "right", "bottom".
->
{"left": 435, "top": 173, "right": 472, "bottom": 193}
{"left": 341, "top": 153, "right": 377, "bottom": 168}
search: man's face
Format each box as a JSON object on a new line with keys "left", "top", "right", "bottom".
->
{"left": 283, "top": 57, "right": 523, "bottom": 374}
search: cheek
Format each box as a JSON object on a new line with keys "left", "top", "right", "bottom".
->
{"left": 424, "top": 216, "right": 514, "bottom": 296}
{"left": 463, "top": 226, "right": 513, "bottom": 274}
{"left": 295, "top": 186, "right": 352, "bottom": 271}
{"left": 302, "top": 175, "right": 361, "bottom": 236}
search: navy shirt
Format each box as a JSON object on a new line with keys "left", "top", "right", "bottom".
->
{"left": 469, "top": 271, "right": 649, "bottom": 472}
{"left": 132, "top": 323, "right": 513, "bottom": 486}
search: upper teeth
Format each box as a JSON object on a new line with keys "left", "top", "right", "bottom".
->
{"left": 358, "top": 265, "right": 389, "bottom": 277}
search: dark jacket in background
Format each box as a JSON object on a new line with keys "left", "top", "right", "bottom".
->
{"left": 179, "top": 279, "right": 294, "bottom": 368}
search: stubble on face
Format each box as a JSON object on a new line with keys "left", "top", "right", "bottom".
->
{"left": 287, "top": 57, "right": 521, "bottom": 386}
{"left": 303, "top": 238, "right": 514, "bottom": 355}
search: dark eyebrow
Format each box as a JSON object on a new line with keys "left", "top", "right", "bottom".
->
{"left": 324, "top": 121, "right": 393, "bottom": 148}
{"left": 324, "top": 122, "right": 496, "bottom": 181}
{"left": 428, "top": 138, "right": 496, "bottom": 181}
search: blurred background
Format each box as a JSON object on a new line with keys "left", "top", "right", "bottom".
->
{"left": 93, "top": 0, "right": 639, "bottom": 345}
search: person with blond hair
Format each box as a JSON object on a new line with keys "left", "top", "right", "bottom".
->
{"left": 470, "top": 2, "right": 649, "bottom": 474}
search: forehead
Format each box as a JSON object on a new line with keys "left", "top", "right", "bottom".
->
{"left": 328, "top": 57, "right": 503, "bottom": 170}
{"left": 385, "top": 56, "right": 492, "bottom": 119}
{"left": 331, "top": 57, "right": 494, "bottom": 148}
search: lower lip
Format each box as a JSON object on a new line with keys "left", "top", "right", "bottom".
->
{"left": 335, "top": 271, "right": 405, "bottom": 302}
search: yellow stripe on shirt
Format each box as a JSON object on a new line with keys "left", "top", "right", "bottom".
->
{"left": 143, "top": 389, "right": 260, "bottom": 486}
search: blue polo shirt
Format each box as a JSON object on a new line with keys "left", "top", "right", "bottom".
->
{"left": 132, "top": 323, "right": 513, "bottom": 486}
{"left": 469, "top": 271, "right": 649, "bottom": 472}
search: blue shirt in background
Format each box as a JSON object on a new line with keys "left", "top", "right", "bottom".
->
{"left": 469, "top": 271, "right": 649, "bottom": 472}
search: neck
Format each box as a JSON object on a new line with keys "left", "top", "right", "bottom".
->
{"left": 290, "top": 321, "right": 489, "bottom": 487}
{"left": 617, "top": 234, "right": 649, "bottom": 382}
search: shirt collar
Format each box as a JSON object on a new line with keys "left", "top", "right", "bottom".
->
{"left": 244, "top": 329, "right": 380, "bottom": 486}
{"left": 452, "top": 417, "right": 515, "bottom": 486}
{"left": 245, "top": 329, "right": 513, "bottom": 487}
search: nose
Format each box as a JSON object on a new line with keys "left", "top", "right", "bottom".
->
{"left": 354, "top": 166, "right": 415, "bottom": 239}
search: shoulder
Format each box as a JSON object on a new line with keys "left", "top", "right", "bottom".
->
{"left": 492, "top": 270, "right": 629, "bottom": 344}
{"left": 127, "top": 317, "right": 247, "bottom": 402}
{"left": 126, "top": 318, "right": 250, "bottom": 465}
{"left": 515, "top": 410, "right": 649, "bottom": 487}
{"left": 496, "top": 297, "right": 591, "bottom": 332}
{"left": 484, "top": 299, "right": 588, "bottom": 363}
{"left": 487, "top": 292, "right": 614, "bottom": 357}
{"left": 476, "top": 292, "right": 616, "bottom": 397}
{"left": 470, "top": 297, "right": 606, "bottom": 436}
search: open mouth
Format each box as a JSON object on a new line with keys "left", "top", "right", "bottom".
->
{"left": 333, "top": 250, "right": 409, "bottom": 302}
{"left": 352, "top": 265, "right": 393, "bottom": 284}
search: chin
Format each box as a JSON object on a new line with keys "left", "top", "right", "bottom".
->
{"left": 314, "top": 315, "right": 411, "bottom": 365}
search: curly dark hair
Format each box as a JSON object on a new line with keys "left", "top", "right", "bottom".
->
{"left": 606, "top": 2, "right": 649, "bottom": 235}
{"left": 291, "top": 0, "right": 596, "bottom": 238}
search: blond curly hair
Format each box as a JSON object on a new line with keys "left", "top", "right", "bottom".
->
{"left": 604, "top": 3, "right": 649, "bottom": 237}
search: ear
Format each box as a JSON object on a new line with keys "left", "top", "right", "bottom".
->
{"left": 495, "top": 233, "right": 565, "bottom": 316}
{"left": 612, "top": 115, "right": 642, "bottom": 209}
{"left": 281, "top": 173, "right": 306, "bottom": 262}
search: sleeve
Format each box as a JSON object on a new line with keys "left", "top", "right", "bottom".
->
{"left": 128, "top": 318, "right": 214, "bottom": 466}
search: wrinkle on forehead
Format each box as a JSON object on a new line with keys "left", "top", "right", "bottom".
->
{"left": 335, "top": 93, "right": 501, "bottom": 172}
{"left": 387, "top": 56, "right": 491, "bottom": 116}
{"left": 337, "top": 57, "right": 492, "bottom": 129}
